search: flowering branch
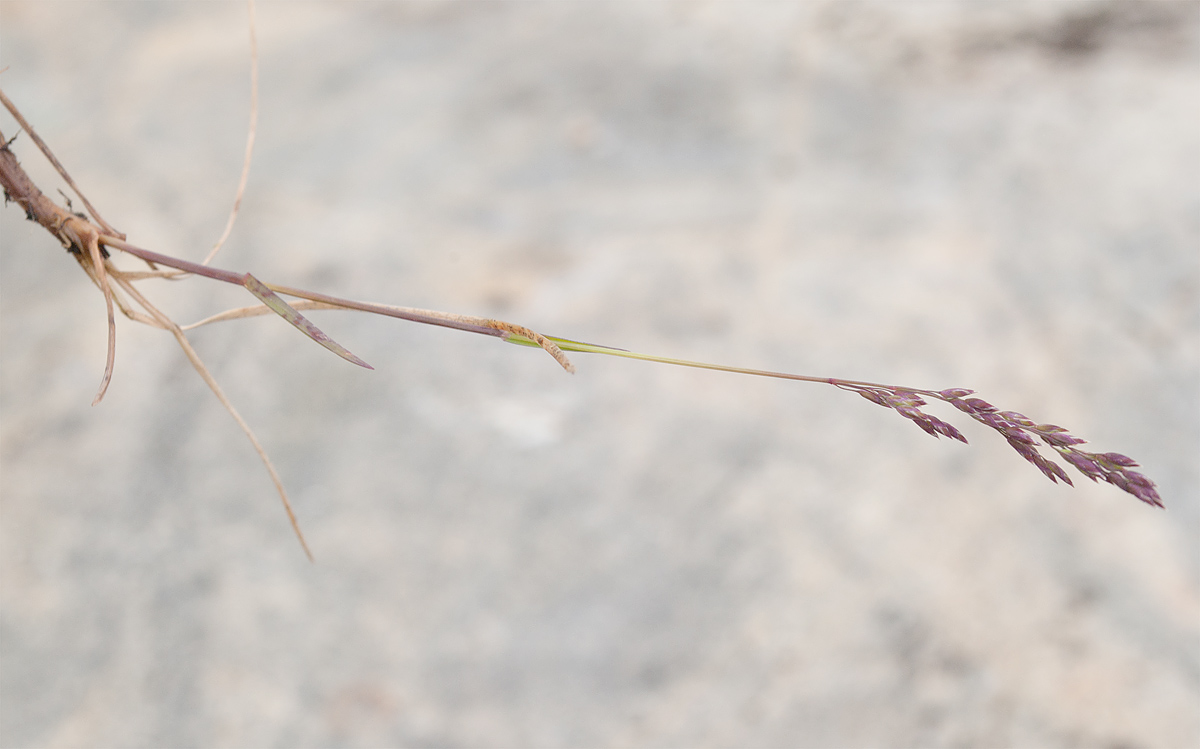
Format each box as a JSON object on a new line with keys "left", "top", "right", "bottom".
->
{"left": 500, "top": 335, "right": 1161, "bottom": 508}
{"left": 842, "top": 384, "right": 1162, "bottom": 507}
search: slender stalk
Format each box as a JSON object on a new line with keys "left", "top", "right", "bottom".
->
{"left": 505, "top": 333, "right": 896, "bottom": 391}
{"left": 101, "top": 237, "right": 246, "bottom": 285}
{"left": 111, "top": 273, "right": 315, "bottom": 560}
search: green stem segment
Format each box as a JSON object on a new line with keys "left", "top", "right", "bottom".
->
{"left": 504, "top": 333, "right": 897, "bottom": 392}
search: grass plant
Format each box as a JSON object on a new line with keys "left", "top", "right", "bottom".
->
{"left": 0, "top": 10, "right": 1161, "bottom": 559}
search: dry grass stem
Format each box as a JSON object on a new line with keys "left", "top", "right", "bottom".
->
{"left": 83, "top": 230, "right": 117, "bottom": 404}
{"left": 181, "top": 300, "right": 343, "bottom": 330}
{"left": 110, "top": 273, "right": 314, "bottom": 561}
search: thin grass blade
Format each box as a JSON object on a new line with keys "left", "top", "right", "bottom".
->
{"left": 241, "top": 273, "right": 373, "bottom": 369}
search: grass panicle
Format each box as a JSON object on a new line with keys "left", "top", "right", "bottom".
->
{"left": 841, "top": 383, "right": 1162, "bottom": 508}
{"left": 508, "top": 335, "right": 1161, "bottom": 509}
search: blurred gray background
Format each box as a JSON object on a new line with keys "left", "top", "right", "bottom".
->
{"left": 1, "top": 2, "right": 1197, "bottom": 747}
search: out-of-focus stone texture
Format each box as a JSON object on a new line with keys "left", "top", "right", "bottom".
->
{"left": 1, "top": 2, "right": 1197, "bottom": 747}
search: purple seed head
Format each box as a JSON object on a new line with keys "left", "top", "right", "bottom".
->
{"left": 911, "top": 416, "right": 939, "bottom": 438}
{"left": 858, "top": 389, "right": 889, "bottom": 407}
{"left": 893, "top": 406, "right": 939, "bottom": 437}
{"left": 1030, "top": 453, "right": 1071, "bottom": 485}
{"left": 1126, "top": 471, "right": 1155, "bottom": 489}
{"left": 1046, "top": 459, "right": 1073, "bottom": 486}
{"left": 1000, "top": 411, "right": 1035, "bottom": 428}
{"left": 938, "top": 388, "right": 975, "bottom": 399}
{"left": 1109, "top": 474, "right": 1160, "bottom": 507}
{"left": 1006, "top": 436, "right": 1040, "bottom": 462}
{"left": 1041, "top": 431, "right": 1087, "bottom": 447}
{"left": 1100, "top": 452, "right": 1139, "bottom": 468}
{"left": 974, "top": 412, "right": 1004, "bottom": 430}
{"left": 887, "top": 391, "right": 927, "bottom": 408}
{"left": 1126, "top": 478, "right": 1164, "bottom": 508}
{"left": 1003, "top": 429, "right": 1038, "bottom": 447}
{"left": 930, "top": 417, "right": 967, "bottom": 444}
{"left": 1063, "top": 451, "right": 1103, "bottom": 481}
{"left": 964, "top": 398, "right": 997, "bottom": 413}
{"left": 843, "top": 381, "right": 1159, "bottom": 508}
{"left": 1109, "top": 471, "right": 1129, "bottom": 487}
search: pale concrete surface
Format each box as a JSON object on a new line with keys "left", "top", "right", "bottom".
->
{"left": 1, "top": 2, "right": 1197, "bottom": 747}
